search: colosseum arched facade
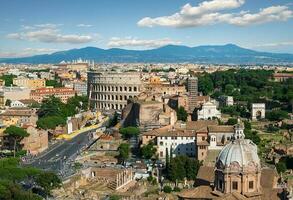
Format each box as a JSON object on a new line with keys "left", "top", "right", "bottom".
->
{"left": 88, "top": 71, "right": 142, "bottom": 110}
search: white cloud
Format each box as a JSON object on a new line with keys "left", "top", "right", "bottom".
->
{"left": 107, "top": 37, "right": 181, "bottom": 48}
{"left": 227, "top": 6, "right": 293, "bottom": 26}
{"left": 180, "top": 0, "right": 244, "bottom": 16}
{"left": 6, "top": 33, "right": 22, "bottom": 40}
{"left": 77, "top": 24, "right": 93, "bottom": 28}
{"left": 137, "top": 0, "right": 293, "bottom": 28}
{"left": 35, "top": 23, "right": 62, "bottom": 29}
{"left": 254, "top": 41, "right": 293, "bottom": 48}
{"left": 21, "top": 25, "right": 35, "bottom": 30}
{"left": 20, "top": 23, "right": 62, "bottom": 30}
{"left": 0, "top": 48, "right": 58, "bottom": 58}
{"left": 6, "top": 28, "right": 94, "bottom": 44}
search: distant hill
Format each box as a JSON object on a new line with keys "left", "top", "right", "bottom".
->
{"left": 1, "top": 44, "right": 293, "bottom": 64}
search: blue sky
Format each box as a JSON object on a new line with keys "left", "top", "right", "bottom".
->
{"left": 0, "top": 0, "right": 292, "bottom": 57}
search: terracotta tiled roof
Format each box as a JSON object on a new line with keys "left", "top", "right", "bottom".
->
{"left": 216, "top": 192, "right": 248, "bottom": 200}
{"left": 0, "top": 108, "right": 36, "bottom": 117}
{"left": 196, "top": 96, "right": 210, "bottom": 102}
{"left": 142, "top": 125, "right": 197, "bottom": 137}
{"left": 186, "top": 120, "right": 218, "bottom": 131}
{"left": 19, "top": 99, "right": 38, "bottom": 104}
{"left": 142, "top": 125, "right": 171, "bottom": 136}
{"left": 196, "top": 166, "right": 215, "bottom": 183}
{"left": 178, "top": 186, "right": 214, "bottom": 199}
{"left": 261, "top": 188, "right": 282, "bottom": 200}
{"left": 31, "top": 87, "right": 75, "bottom": 95}
{"left": 261, "top": 168, "right": 278, "bottom": 189}
{"left": 208, "top": 125, "right": 234, "bottom": 133}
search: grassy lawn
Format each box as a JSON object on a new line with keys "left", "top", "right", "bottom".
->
{"left": 259, "top": 133, "right": 284, "bottom": 142}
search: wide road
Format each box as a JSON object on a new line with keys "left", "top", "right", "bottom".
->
{"left": 28, "top": 130, "right": 93, "bottom": 173}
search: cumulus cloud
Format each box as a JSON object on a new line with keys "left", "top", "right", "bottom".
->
{"left": 20, "top": 23, "right": 62, "bottom": 30}
{"left": 77, "top": 24, "right": 93, "bottom": 28}
{"left": 227, "top": 6, "right": 293, "bottom": 26}
{"left": 180, "top": 0, "right": 244, "bottom": 16}
{"left": 107, "top": 37, "right": 181, "bottom": 48}
{"left": 0, "top": 48, "right": 58, "bottom": 58}
{"left": 6, "top": 28, "right": 94, "bottom": 44}
{"left": 137, "top": 0, "right": 293, "bottom": 28}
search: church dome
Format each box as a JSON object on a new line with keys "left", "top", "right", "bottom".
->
{"left": 216, "top": 139, "right": 261, "bottom": 172}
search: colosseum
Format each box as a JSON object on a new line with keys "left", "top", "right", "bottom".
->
{"left": 87, "top": 71, "right": 142, "bottom": 110}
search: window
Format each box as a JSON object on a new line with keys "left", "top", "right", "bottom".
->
{"left": 160, "top": 151, "right": 163, "bottom": 157}
{"left": 160, "top": 142, "right": 163, "bottom": 146}
{"left": 232, "top": 181, "right": 238, "bottom": 190}
{"left": 249, "top": 181, "right": 254, "bottom": 189}
{"left": 202, "top": 136, "right": 205, "bottom": 141}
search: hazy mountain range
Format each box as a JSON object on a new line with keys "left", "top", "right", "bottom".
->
{"left": 1, "top": 44, "right": 293, "bottom": 64}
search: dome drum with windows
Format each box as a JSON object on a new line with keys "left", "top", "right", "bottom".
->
{"left": 214, "top": 119, "right": 262, "bottom": 196}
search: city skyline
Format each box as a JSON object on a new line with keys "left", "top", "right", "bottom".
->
{"left": 0, "top": 0, "right": 293, "bottom": 58}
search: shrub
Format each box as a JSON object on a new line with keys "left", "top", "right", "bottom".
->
{"left": 173, "top": 186, "right": 181, "bottom": 192}
{"left": 163, "top": 185, "right": 172, "bottom": 193}
{"left": 276, "top": 162, "right": 287, "bottom": 174}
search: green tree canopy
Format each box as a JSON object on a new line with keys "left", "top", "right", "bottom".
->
{"left": 107, "top": 112, "right": 119, "bottom": 128}
{"left": 4, "top": 126, "right": 29, "bottom": 157}
{"left": 140, "top": 142, "right": 156, "bottom": 159}
{"left": 119, "top": 126, "right": 140, "bottom": 139}
{"left": 45, "top": 80, "right": 62, "bottom": 88}
{"left": 5, "top": 99, "right": 11, "bottom": 107}
{"left": 118, "top": 143, "right": 130, "bottom": 163}
{"left": 276, "top": 162, "right": 287, "bottom": 174}
{"left": 36, "top": 172, "right": 61, "bottom": 196}
{"left": 0, "top": 74, "right": 16, "bottom": 86}
{"left": 0, "top": 158, "right": 61, "bottom": 200}
{"left": 38, "top": 96, "right": 63, "bottom": 118}
{"left": 198, "top": 74, "right": 214, "bottom": 95}
{"left": 266, "top": 110, "right": 289, "bottom": 121}
{"left": 163, "top": 185, "right": 172, "bottom": 193}
{"left": 177, "top": 106, "right": 188, "bottom": 122}
{"left": 244, "top": 130, "right": 260, "bottom": 145}
{"left": 37, "top": 95, "right": 88, "bottom": 130}
{"left": 226, "top": 118, "right": 238, "bottom": 125}
{"left": 167, "top": 155, "right": 201, "bottom": 183}
{"left": 109, "top": 195, "right": 121, "bottom": 200}
{"left": 37, "top": 115, "right": 66, "bottom": 130}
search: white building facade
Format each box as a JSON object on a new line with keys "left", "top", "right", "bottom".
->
{"left": 197, "top": 101, "right": 221, "bottom": 120}
{"left": 157, "top": 131, "right": 196, "bottom": 160}
{"left": 10, "top": 100, "right": 26, "bottom": 108}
